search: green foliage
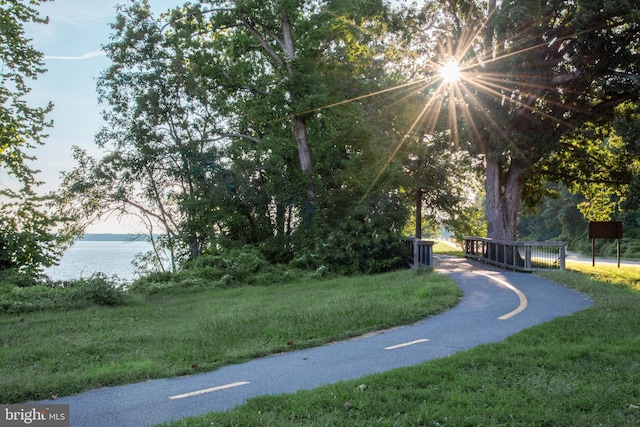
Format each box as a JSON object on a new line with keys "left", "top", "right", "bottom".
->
{"left": 544, "top": 120, "right": 634, "bottom": 222}
{"left": 56, "top": 0, "right": 640, "bottom": 274}
{"left": 0, "top": 195, "right": 71, "bottom": 275}
{"left": 0, "top": 0, "right": 51, "bottom": 159}
{"left": 57, "top": 0, "right": 420, "bottom": 274}
{"left": 0, "top": 273, "right": 128, "bottom": 314}
{"left": 0, "top": 269, "right": 40, "bottom": 288}
{"left": 411, "top": 0, "right": 640, "bottom": 240}
{"left": 184, "top": 248, "right": 269, "bottom": 283}
{"left": 519, "top": 184, "right": 587, "bottom": 241}
{"left": 129, "top": 248, "right": 311, "bottom": 294}
{"left": 615, "top": 102, "right": 640, "bottom": 212}
{"left": 56, "top": 0, "right": 475, "bottom": 276}
{"left": 569, "top": 238, "right": 640, "bottom": 261}
{"left": 519, "top": 100, "right": 640, "bottom": 258}
{"left": 293, "top": 191, "right": 410, "bottom": 275}
{"left": 0, "top": 0, "right": 71, "bottom": 275}
{"left": 69, "top": 274, "right": 127, "bottom": 307}
{"left": 623, "top": 241, "right": 640, "bottom": 259}
{"left": 434, "top": 186, "right": 487, "bottom": 243}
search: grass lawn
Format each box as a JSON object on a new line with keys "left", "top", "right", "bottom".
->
{"left": 0, "top": 268, "right": 461, "bottom": 403}
{"left": 160, "top": 258, "right": 640, "bottom": 426}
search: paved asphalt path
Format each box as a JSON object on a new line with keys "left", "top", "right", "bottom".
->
{"left": 35, "top": 257, "right": 592, "bottom": 427}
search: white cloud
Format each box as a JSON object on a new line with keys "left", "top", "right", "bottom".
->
{"left": 44, "top": 51, "right": 107, "bottom": 61}
{"left": 39, "top": 1, "right": 119, "bottom": 28}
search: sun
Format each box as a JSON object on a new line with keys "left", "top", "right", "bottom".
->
{"left": 439, "top": 61, "right": 461, "bottom": 83}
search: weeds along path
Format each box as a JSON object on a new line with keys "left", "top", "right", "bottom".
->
{"left": 34, "top": 257, "right": 592, "bottom": 427}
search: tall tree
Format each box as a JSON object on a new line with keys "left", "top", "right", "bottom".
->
{"left": 408, "top": 0, "right": 639, "bottom": 241}
{"left": 614, "top": 101, "right": 640, "bottom": 213}
{"left": 0, "top": 0, "right": 70, "bottom": 274}
{"left": 59, "top": 0, "right": 410, "bottom": 268}
{"left": 170, "top": 0, "right": 396, "bottom": 224}
{"left": 58, "top": 0, "right": 236, "bottom": 266}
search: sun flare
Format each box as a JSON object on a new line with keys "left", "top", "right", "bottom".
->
{"left": 439, "top": 61, "right": 461, "bottom": 83}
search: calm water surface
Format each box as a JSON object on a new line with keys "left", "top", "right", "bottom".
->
{"left": 44, "top": 240, "right": 153, "bottom": 282}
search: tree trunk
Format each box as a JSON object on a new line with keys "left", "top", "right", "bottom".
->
{"left": 292, "top": 114, "right": 313, "bottom": 176}
{"left": 415, "top": 188, "right": 422, "bottom": 239}
{"left": 242, "top": 2, "right": 317, "bottom": 219}
{"left": 481, "top": 0, "right": 526, "bottom": 242}
{"left": 485, "top": 156, "right": 525, "bottom": 241}
{"left": 281, "top": 7, "right": 316, "bottom": 219}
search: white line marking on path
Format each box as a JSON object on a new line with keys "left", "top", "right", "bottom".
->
{"left": 384, "top": 339, "right": 429, "bottom": 350}
{"left": 169, "top": 381, "right": 250, "bottom": 400}
{"left": 475, "top": 272, "right": 528, "bottom": 320}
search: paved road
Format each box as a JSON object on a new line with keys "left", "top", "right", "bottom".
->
{"left": 566, "top": 251, "right": 640, "bottom": 266}
{"left": 35, "top": 257, "right": 592, "bottom": 427}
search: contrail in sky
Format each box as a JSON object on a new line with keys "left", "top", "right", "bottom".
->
{"left": 44, "top": 50, "right": 106, "bottom": 61}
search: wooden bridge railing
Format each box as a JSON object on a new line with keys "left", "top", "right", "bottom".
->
{"left": 464, "top": 237, "right": 565, "bottom": 272}
{"left": 406, "top": 238, "right": 434, "bottom": 270}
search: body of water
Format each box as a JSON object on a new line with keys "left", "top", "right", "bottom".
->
{"left": 44, "top": 240, "right": 153, "bottom": 282}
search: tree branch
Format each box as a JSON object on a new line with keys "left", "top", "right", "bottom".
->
{"left": 241, "top": 17, "right": 287, "bottom": 70}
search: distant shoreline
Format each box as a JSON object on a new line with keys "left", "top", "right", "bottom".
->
{"left": 79, "top": 234, "right": 153, "bottom": 242}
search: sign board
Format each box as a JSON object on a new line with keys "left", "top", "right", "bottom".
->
{"left": 588, "top": 221, "right": 623, "bottom": 267}
{"left": 588, "top": 221, "right": 623, "bottom": 239}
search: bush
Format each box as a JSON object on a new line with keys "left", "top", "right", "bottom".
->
{"left": 129, "top": 247, "right": 296, "bottom": 294}
{"left": 0, "top": 272, "right": 127, "bottom": 313}
{"left": 0, "top": 285, "right": 60, "bottom": 313}
{"left": 127, "top": 271, "right": 180, "bottom": 294}
{"left": 295, "top": 230, "right": 406, "bottom": 275}
{"left": 290, "top": 195, "right": 409, "bottom": 275}
{"left": 1, "top": 269, "right": 44, "bottom": 287}
{"left": 188, "top": 247, "right": 272, "bottom": 282}
{"left": 67, "top": 274, "right": 127, "bottom": 306}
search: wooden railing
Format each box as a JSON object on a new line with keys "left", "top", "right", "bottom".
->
{"left": 464, "top": 237, "right": 565, "bottom": 272}
{"left": 406, "top": 238, "right": 434, "bottom": 270}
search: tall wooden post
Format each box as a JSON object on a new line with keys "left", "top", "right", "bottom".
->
{"left": 415, "top": 188, "right": 422, "bottom": 239}
{"left": 412, "top": 188, "right": 422, "bottom": 273}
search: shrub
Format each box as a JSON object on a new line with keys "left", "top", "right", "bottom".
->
{"left": 183, "top": 247, "right": 270, "bottom": 284}
{"left": 67, "top": 274, "right": 127, "bottom": 306}
{"left": 128, "top": 271, "right": 180, "bottom": 294}
{"left": 291, "top": 196, "right": 409, "bottom": 275}
{"left": 4, "top": 270, "right": 45, "bottom": 287}
{"left": 0, "top": 273, "right": 127, "bottom": 313}
{"left": 129, "top": 247, "right": 286, "bottom": 293}
{"left": 1, "top": 285, "right": 60, "bottom": 313}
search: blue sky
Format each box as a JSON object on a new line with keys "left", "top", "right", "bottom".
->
{"left": 24, "top": 0, "right": 182, "bottom": 233}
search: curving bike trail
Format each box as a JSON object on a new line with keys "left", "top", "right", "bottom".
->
{"left": 34, "top": 256, "right": 593, "bottom": 427}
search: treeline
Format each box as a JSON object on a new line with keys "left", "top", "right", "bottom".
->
{"left": 80, "top": 234, "right": 151, "bottom": 242}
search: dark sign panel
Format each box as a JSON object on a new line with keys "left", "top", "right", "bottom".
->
{"left": 588, "top": 221, "right": 623, "bottom": 240}
{"left": 589, "top": 221, "right": 623, "bottom": 268}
